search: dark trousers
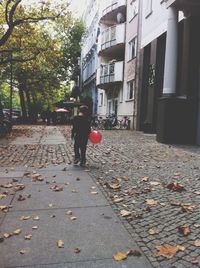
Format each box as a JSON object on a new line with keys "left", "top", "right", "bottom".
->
{"left": 74, "top": 139, "right": 87, "bottom": 163}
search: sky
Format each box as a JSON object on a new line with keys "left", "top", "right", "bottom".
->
{"left": 68, "top": 0, "right": 88, "bottom": 18}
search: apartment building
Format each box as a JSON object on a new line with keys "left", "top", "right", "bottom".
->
{"left": 139, "top": 0, "right": 200, "bottom": 144}
{"left": 95, "top": 0, "right": 139, "bottom": 128}
{"left": 81, "top": 0, "right": 101, "bottom": 116}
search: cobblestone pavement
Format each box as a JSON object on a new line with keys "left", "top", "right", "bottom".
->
{"left": 1, "top": 125, "right": 200, "bottom": 268}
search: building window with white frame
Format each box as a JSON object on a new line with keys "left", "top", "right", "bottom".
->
{"left": 145, "top": 0, "right": 152, "bottom": 18}
{"left": 128, "top": 37, "right": 137, "bottom": 61}
{"left": 127, "top": 80, "right": 134, "bottom": 100}
{"left": 129, "top": 0, "right": 138, "bottom": 21}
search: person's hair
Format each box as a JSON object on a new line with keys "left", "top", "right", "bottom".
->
{"left": 79, "top": 105, "right": 88, "bottom": 115}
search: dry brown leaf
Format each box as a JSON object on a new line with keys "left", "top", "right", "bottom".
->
{"left": 1, "top": 183, "right": 13, "bottom": 188}
{"left": 194, "top": 224, "right": 200, "bottom": 228}
{"left": 106, "top": 182, "right": 121, "bottom": 190}
{"left": 32, "top": 226, "right": 38, "bottom": 230}
{"left": 167, "top": 182, "right": 185, "bottom": 192}
{"left": 120, "top": 210, "right": 131, "bottom": 217}
{"left": 141, "top": 176, "right": 149, "bottom": 182}
{"left": 113, "top": 251, "right": 127, "bottom": 261}
{"left": 74, "top": 247, "right": 81, "bottom": 253}
{"left": 191, "top": 257, "right": 199, "bottom": 264}
{"left": 31, "top": 174, "right": 41, "bottom": 181}
{"left": 13, "top": 184, "right": 25, "bottom": 191}
{"left": 146, "top": 199, "right": 158, "bottom": 206}
{"left": 57, "top": 240, "right": 64, "bottom": 248}
{"left": 181, "top": 203, "right": 195, "bottom": 212}
{"left": 178, "top": 225, "right": 190, "bottom": 236}
{"left": 194, "top": 240, "right": 200, "bottom": 247}
{"left": 50, "top": 185, "right": 63, "bottom": 192}
{"left": 4, "top": 233, "right": 12, "bottom": 238}
{"left": 126, "top": 249, "right": 142, "bottom": 256}
{"left": 154, "top": 244, "right": 185, "bottom": 259}
{"left": 66, "top": 210, "right": 73, "bottom": 215}
{"left": 148, "top": 228, "right": 157, "bottom": 235}
{"left": 0, "top": 205, "right": 9, "bottom": 212}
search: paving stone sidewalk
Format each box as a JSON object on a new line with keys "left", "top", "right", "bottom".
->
{"left": 0, "top": 126, "right": 152, "bottom": 268}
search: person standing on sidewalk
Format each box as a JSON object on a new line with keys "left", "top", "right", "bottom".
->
{"left": 71, "top": 105, "right": 91, "bottom": 167}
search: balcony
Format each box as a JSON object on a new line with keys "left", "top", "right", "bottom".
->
{"left": 98, "top": 23, "right": 125, "bottom": 57}
{"left": 96, "top": 61, "right": 124, "bottom": 89}
{"left": 100, "top": 0, "right": 126, "bottom": 23}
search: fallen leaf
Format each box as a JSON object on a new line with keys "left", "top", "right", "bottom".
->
{"left": 0, "top": 194, "right": 7, "bottom": 199}
{"left": 127, "top": 249, "right": 142, "bottom": 256}
{"left": 181, "top": 203, "right": 195, "bottom": 212}
{"left": 33, "top": 216, "right": 40, "bottom": 221}
{"left": 191, "top": 257, "right": 199, "bottom": 264}
{"left": 50, "top": 185, "right": 63, "bottom": 192}
{"left": 70, "top": 216, "right": 77, "bottom": 221}
{"left": 167, "top": 182, "right": 185, "bottom": 192}
{"left": 13, "top": 229, "right": 21, "bottom": 235}
{"left": 32, "top": 226, "right": 38, "bottom": 230}
{"left": 20, "top": 248, "right": 29, "bottom": 255}
{"left": 178, "top": 225, "right": 190, "bottom": 236}
{"left": 4, "top": 233, "right": 12, "bottom": 238}
{"left": 194, "top": 240, "right": 200, "bottom": 247}
{"left": 17, "top": 195, "right": 26, "bottom": 201}
{"left": 194, "top": 191, "right": 200, "bottom": 195}
{"left": 13, "top": 184, "right": 25, "bottom": 191}
{"left": 141, "top": 176, "right": 149, "bottom": 182}
{"left": 146, "top": 199, "right": 158, "bottom": 206}
{"left": 120, "top": 210, "right": 131, "bottom": 217}
{"left": 20, "top": 216, "right": 31, "bottom": 221}
{"left": 0, "top": 205, "right": 9, "bottom": 212}
{"left": 1, "top": 183, "right": 13, "bottom": 188}
{"left": 57, "top": 240, "right": 64, "bottom": 248}
{"left": 24, "top": 234, "right": 32, "bottom": 240}
{"left": 74, "top": 247, "right": 81, "bottom": 253}
{"left": 150, "top": 181, "right": 160, "bottom": 186}
{"left": 194, "top": 224, "right": 200, "bottom": 228}
{"left": 113, "top": 251, "right": 127, "bottom": 261}
{"left": 31, "top": 174, "right": 41, "bottom": 181}
{"left": 90, "top": 191, "right": 98, "bottom": 195}
{"left": 66, "top": 210, "right": 73, "bottom": 215}
{"left": 114, "top": 197, "right": 124, "bottom": 203}
{"left": 48, "top": 203, "right": 53, "bottom": 208}
{"left": 148, "top": 228, "right": 157, "bottom": 235}
{"left": 154, "top": 244, "right": 185, "bottom": 259}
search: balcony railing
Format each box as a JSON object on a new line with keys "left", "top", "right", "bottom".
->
{"left": 96, "top": 61, "right": 124, "bottom": 87}
{"left": 100, "top": 23, "right": 125, "bottom": 52}
{"left": 102, "top": 0, "right": 126, "bottom": 17}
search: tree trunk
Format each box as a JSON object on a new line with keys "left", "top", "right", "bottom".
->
{"left": 19, "top": 87, "right": 27, "bottom": 121}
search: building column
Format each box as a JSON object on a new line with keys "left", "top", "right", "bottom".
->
{"left": 163, "top": 6, "right": 178, "bottom": 95}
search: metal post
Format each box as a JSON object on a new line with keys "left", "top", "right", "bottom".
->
{"left": 9, "top": 52, "right": 13, "bottom": 122}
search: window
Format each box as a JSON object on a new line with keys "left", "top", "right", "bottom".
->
{"left": 128, "top": 37, "right": 137, "bottom": 61}
{"left": 129, "top": 0, "right": 138, "bottom": 21}
{"left": 145, "top": 0, "right": 152, "bottom": 18}
{"left": 99, "top": 92, "right": 103, "bottom": 106}
{"left": 127, "top": 80, "right": 134, "bottom": 100}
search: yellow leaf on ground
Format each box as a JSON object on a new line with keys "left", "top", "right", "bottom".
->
{"left": 57, "top": 240, "right": 64, "bottom": 248}
{"left": 24, "top": 234, "right": 32, "bottom": 240}
{"left": 113, "top": 251, "right": 127, "bottom": 261}
{"left": 120, "top": 210, "right": 131, "bottom": 217}
{"left": 20, "top": 216, "right": 31, "bottom": 221}
{"left": 13, "top": 229, "right": 21, "bottom": 235}
{"left": 148, "top": 228, "right": 157, "bottom": 235}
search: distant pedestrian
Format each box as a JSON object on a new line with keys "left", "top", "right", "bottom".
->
{"left": 71, "top": 105, "right": 91, "bottom": 167}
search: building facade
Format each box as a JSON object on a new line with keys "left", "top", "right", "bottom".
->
{"left": 96, "top": 0, "right": 139, "bottom": 128}
{"left": 139, "top": 0, "right": 200, "bottom": 144}
{"left": 81, "top": 0, "right": 101, "bottom": 116}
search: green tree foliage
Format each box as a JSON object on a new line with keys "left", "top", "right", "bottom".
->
{"left": 0, "top": 1, "right": 85, "bottom": 122}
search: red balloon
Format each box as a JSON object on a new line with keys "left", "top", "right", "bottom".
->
{"left": 89, "top": 130, "right": 102, "bottom": 144}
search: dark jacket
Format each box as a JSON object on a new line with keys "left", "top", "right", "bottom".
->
{"left": 71, "top": 115, "right": 91, "bottom": 143}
